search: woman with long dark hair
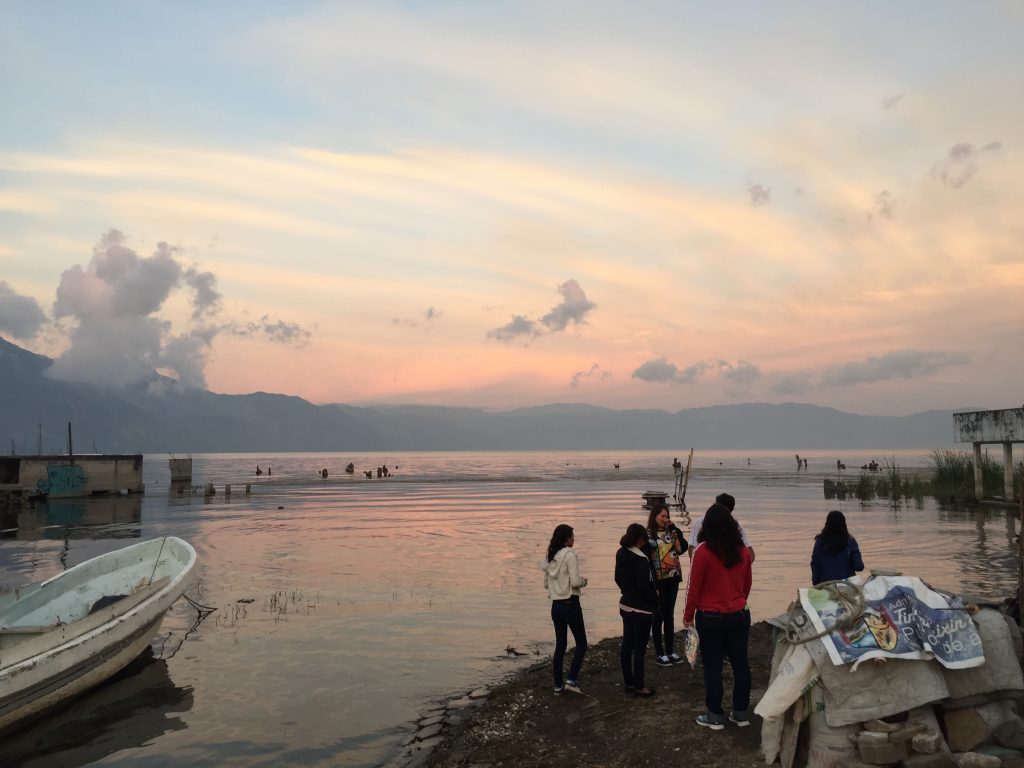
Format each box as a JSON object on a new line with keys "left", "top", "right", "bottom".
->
{"left": 615, "top": 522, "right": 659, "bottom": 696}
{"left": 811, "top": 510, "right": 864, "bottom": 585}
{"left": 682, "top": 502, "right": 753, "bottom": 730}
{"left": 543, "top": 524, "right": 588, "bottom": 694}
{"left": 646, "top": 503, "right": 687, "bottom": 665}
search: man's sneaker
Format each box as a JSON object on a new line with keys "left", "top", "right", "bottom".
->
{"left": 696, "top": 713, "right": 726, "bottom": 730}
{"left": 554, "top": 686, "right": 564, "bottom": 695}
{"left": 668, "top": 653, "right": 684, "bottom": 664}
{"left": 563, "top": 681, "right": 583, "bottom": 694}
{"left": 656, "top": 655, "right": 672, "bottom": 666}
{"left": 729, "top": 711, "right": 751, "bottom": 727}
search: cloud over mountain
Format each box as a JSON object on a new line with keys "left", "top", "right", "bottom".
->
{"left": 0, "top": 281, "right": 46, "bottom": 340}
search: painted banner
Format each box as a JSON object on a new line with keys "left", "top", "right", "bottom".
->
{"left": 799, "top": 575, "right": 985, "bottom": 670}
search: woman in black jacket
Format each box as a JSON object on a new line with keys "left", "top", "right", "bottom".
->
{"left": 615, "top": 522, "right": 659, "bottom": 696}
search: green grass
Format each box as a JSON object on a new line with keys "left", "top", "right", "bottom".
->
{"left": 928, "top": 448, "right": 1011, "bottom": 498}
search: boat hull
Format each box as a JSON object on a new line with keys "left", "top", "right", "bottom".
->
{"left": 0, "top": 537, "right": 196, "bottom": 732}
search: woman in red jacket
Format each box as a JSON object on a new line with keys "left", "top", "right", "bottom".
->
{"left": 682, "top": 502, "right": 752, "bottom": 730}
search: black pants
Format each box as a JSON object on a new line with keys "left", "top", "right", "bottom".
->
{"left": 619, "top": 609, "right": 653, "bottom": 689}
{"left": 695, "top": 609, "right": 751, "bottom": 716}
{"left": 651, "top": 579, "right": 680, "bottom": 656}
{"left": 551, "top": 596, "right": 587, "bottom": 688}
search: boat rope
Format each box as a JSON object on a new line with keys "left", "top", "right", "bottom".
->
{"left": 148, "top": 536, "right": 169, "bottom": 586}
{"left": 183, "top": 594, "right": 217, "bottom": 613}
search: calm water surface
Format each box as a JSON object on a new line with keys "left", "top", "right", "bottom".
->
{"left": 0, "top": 449, "right": 1017, "bottom": 767}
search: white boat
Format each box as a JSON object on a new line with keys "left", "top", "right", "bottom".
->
{"left": 0, "top": 536, "right": 197, "bottom": 731}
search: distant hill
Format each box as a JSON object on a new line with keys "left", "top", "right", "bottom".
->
{"left": 0, "top": 336, "right": 962, "bottom": 453}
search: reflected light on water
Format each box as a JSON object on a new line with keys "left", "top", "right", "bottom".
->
{"left": 0, "top": 449, "right": 1018, "bottom": 767}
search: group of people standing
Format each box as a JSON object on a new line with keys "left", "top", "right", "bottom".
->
{"left": 542, "top": 497, "right": 865, "bottom": 731}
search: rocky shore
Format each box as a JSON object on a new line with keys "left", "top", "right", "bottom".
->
{"left": 390, "top": 622, "right": 774, "bottom": 768}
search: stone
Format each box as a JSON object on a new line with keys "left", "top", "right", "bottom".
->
{"left": 943, "top": 708, "right": 989, "bottom": 752}
{"left": 995, "top": 719, "right": 1024, "bottom": 750}
{"left": 953, "top": 752, "right": 1001, "bottom": 768}
{"left": 419, "top": 715, "right": 443, "bottom": 728}
{"left": 851, "top": 730, "right": 892, "bottom": 745}
{"left": 863, "top": 718, "right": 899, "bottom": 733}
{"left": 416, "top": 723, "right": 443, "bottom": 741}
{"left": 469, "top": 687, "right": 490, "bottom": 699}
{"left": 902, "top": 753, "right": 957, "bottom": 768}
{"left": 837, "top": 757, "right": 876, "bottom": 768}
{"left": 447, "top": 697, "right": 479, "bottom": 710}
{"left": 856, "top": 739, "right": 908, "bottom": 764}
{"left": 889, "top": 721, "right": 929, "bottom": 743}
{"left": 911, "top": 730, "right": 945, "bottom": 754}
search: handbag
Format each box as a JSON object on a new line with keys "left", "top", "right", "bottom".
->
{"left": 684, "top": 625, "right": 701, "bottom": 667}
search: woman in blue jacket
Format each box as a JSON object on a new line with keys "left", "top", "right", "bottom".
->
{"left": 811, "top": 510, "right": 864, "bottom": 585}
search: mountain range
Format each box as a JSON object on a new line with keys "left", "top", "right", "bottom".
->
{"left": 0, "top": 336, "right": 963, "bottom": 454}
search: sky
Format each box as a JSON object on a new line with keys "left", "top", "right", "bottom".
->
{"left": 1, "top": 1, "right": 1022, "bottom": 416}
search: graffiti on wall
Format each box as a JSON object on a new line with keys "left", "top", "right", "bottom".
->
{"left": 37, "top": 464, "right": 88, "bottom": 498}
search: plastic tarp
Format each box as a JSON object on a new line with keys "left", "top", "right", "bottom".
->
{"left": 799, "top": 575, "right": 985, "bottom": 671}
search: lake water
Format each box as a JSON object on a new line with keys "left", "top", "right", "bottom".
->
{"left": 0, "top": 449, "right": 1019, "bottom": 767}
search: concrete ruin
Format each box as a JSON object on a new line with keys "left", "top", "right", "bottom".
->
{"left": 0, "top": 454, "right": 144, "bottom": 500}
{"left": 954, "top": 407, "right": 1024, "bottom": 501}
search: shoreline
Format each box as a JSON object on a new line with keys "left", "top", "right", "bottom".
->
{"left": 393, "top": 623, "right": 774, "bottom": 768}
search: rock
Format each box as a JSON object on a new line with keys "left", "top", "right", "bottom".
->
{"left": 994, "top": 718, "right": 1024, "bottom": 750}
{"left": 953, "top": 752, "right": 1001, "bottom": 768}
{"left": 902, "top": 753, "right": 957, "bottom": 768}
{"left": 863, "top": 718, "right": 899, "bottom": 733}
{"left": 889, "top": 721, "right": 929, "bottom": 743}
{"left": 419, "top": 715, "right": 443, "bottom": 728}
{"left": 850, "top": 730, "right": 891, "bottom": 745}
{"left": 943, "top": 708, "right": 989, "bottom": 752}
{"left": 469, "top": 687, "right": 490, "bottom": 699}
{"left": 416, "top": 723, "right": 443, "bottom": 741}
{"left": 447, "top": 697, "right": 479, "bottom": 710}
{"left": 856, "top": 738, "right": 908, "bottom": 764}
{"left": 837, "top": 757, "right": 876, "bottom": 768}
{"left": 912, "top": 730, "right": 945, "bottom": 754}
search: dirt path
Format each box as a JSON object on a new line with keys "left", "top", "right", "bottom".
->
{"left": 426, "top": 622, "right": 774, "bottom": 768}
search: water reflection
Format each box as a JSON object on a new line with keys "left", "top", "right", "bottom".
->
{"left": 956, "top": 507, "right": 1021, "bottom": 601}
{"left": 0, "top": 496, "right": 142, "bottom": 541}
{"left": 0, "top": 652, "right": 193, "bottom": 768}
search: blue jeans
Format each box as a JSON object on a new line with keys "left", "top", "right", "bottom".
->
{"left": 695, "top": 609, "right": 751, "bottom": 716}
{"left": 652, "top": 579, "right": 679, "bottom": 656}
{"left": 551, "top": 597, "right": 587, "bottom": 688}
{"left": 619, "top": 609, "right": 653, "bottom": 689}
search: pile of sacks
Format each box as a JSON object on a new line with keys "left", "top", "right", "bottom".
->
{"left": 758, "top": 598, "right": 1024, "bottom": 768}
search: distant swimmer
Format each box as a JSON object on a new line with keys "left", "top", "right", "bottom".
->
{"left": 613, "top": 462, "right": 620, "bottom": 469}
{"left": 345, "top": 462, "right": 355, "bottom": 473}
{"left": 256, "top": 465, "right": 263, "bottom": 476}
{"left": 321, "top": 468, "right": 328, "bottom": 479}
{"left": 268, "top": 467, "right": 272, "bottom": 476}
{"left": 364, "top": 470, "right": 373, "bottom": 478}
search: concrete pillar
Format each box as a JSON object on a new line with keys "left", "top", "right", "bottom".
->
{"left": 1005, "top": 442, "right": 1015, "bottom": 500}
{"left": 974, "top": 442, "right": 984, "bottom": 500}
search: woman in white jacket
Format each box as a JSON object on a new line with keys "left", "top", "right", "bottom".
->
{"left": 543, "top": 524, "right": 588, "bottom": 694}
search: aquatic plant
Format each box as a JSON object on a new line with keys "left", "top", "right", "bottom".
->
{"left": 854, "top": 473, "right": 873, "bottom": 501}
{"left": 929, "top": 448, "right": 1007, "bottom": 498}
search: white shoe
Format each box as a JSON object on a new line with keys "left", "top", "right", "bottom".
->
{"left": 563, "top": 681, "right": 583, "bottom": 694}
{"left": 668, "top": 653, "right": 683, "bottom": 664}
{"left": 656, "top": 655, "right": 672, "bottom": 666}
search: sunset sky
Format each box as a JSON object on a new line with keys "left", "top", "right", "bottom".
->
{"left": 1, "top": 2, "right": 1021, "bottom": 415}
